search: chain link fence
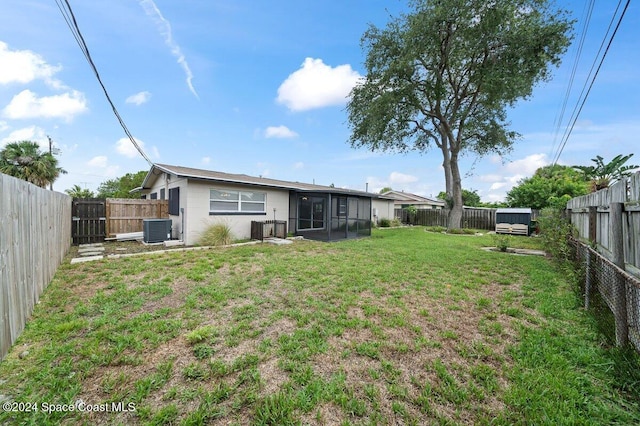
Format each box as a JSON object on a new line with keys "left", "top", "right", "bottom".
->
{"left": 570, "top": 238, "right": 640, "bottom": 351}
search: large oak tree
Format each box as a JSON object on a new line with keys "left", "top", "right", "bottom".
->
{"left": 347, "top": 0, "right": 573, "bottom": 228}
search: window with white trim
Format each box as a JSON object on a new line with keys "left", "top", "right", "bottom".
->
{"left": 209, "top": 189, "right": 266, "bottom": 213}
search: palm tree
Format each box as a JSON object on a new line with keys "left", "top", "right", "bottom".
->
{"left": 573, "top": 154, "right": 638, "bottom": 192}
{"left": 65, "top": 184, "right": 95, "bottom": 198}
{"left": 0, "top": 140, "right": 66, "bottom": 188}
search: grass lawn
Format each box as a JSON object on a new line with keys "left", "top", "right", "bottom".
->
{"left": 1, "top": 228, "right": 638, "bottom": 425}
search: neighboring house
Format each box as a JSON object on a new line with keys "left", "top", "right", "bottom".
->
{"left": 136, "top": 164, "right": 395, "bottom": 244}
{"left": 380, "top": 190, "right": 446, "bottom": 210}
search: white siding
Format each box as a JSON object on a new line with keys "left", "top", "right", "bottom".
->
{"left": 144, "top": 173, "right": 188, "bottom": 241}
{"left": 372, "top": 199, "right": 394, "bottom": 223}
{"left": 185, "top": 180, "right": 290, "bottom": 245}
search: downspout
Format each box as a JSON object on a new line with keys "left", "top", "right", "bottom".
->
{"left": 180, "top": 207, "right": 184, "bottom": 242}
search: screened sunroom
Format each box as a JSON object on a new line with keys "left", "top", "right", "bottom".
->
{"left": 288, "top": 191, "right": 372, "bottom": 241}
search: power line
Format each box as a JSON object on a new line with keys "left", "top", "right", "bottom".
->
{"left": 548, "top": 0, "right": 594, "bottom": 162}
{"left": 551, "top": 0, "right": 630, "bottom": 166}
{"left": 54, "top": 0, "right": 153, "bottom": 166}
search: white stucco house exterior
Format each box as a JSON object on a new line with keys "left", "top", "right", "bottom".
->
{"left": 136, "top": 164, "right": 394, "bottom": 245}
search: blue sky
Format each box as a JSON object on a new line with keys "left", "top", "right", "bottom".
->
{"left": 1, "top": 1, "right": 638, "bottom": 202}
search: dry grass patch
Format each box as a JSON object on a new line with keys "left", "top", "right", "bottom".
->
{"left": 1, "top": 230, "right": 638, "bottom": 425}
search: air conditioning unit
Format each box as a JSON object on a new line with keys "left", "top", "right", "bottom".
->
{"left": 143, "top": 219, "right": 172, "bottom": 243}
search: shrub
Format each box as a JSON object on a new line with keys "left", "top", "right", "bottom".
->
{"left": 378, "top": 218, "right": 391, "bottom": 227}
{"left": 447, "top": 228, "right": 476, "bottom": 235}
{"left": 537, "top": 208, "right": 577, "bottom": 261}
{"left": 492, "top": 234, "right": 512, "bottom": 252}
{"left": 391, "top": 218, "right": 403, "bottom": 227}
{"left": 199, "top": 222, "right": 234, "bottom": 246}
{"left": 425, "top": 226, "right": 447, "bottom": 233}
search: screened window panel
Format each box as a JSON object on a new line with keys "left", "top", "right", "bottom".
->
{"left": 298, "top": 219, "right": 312, "bottom": 230}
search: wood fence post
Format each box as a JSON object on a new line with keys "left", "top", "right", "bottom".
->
{"left": 588, "top": 206, "right": 597, "bottom": 245}
{"left": 610, "top": 202, "right": 627, "bottom": 346}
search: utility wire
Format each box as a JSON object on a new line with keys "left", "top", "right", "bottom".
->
{"left": 548, "top": 0, "right": 594, "bottom": 162}
{"left": 55, "top": 0, "right": 153, "bottom": 166}
{"left": 551, "top": 0, "right": 630, "bottom": 166}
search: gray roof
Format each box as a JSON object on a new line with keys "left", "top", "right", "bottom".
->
{"left": 141, "top": 163, "right": 385, "bottom": 198}
{"left": 496, "top": 208, "right": 532, "bottom": 214}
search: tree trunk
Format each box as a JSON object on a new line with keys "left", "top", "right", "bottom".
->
{"left": 448, "top": 151, "right": 463, "bottom": 229}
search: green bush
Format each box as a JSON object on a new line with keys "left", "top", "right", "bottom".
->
{"left": 492, "top": 234, "right": 512, "bottom": 252}
{"left": 537, "top": 208, "right": 576, "bottom": 261}
{"left": 391, "top": 218, "right": 403, "bottom": 227}
{"left": 447, "top": 228, "right": 476, "bottom": 235}
{"left": 198, "top": 222, "right": 234, "bottom": 246}
{"left": 425, "top": 226, "right": 447, "bottom": 233}
{"left": 378, "top": 218, "right": 391, "bottom": 227}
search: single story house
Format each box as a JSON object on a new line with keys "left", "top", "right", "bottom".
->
{"left": 380, "top": 190, "right": 446, "bottom": 210}
{"left": 136, "top": 164, "right": 395, "bottom": 244}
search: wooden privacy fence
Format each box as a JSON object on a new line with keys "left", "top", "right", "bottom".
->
{"left": 566, "top": 172, "right": 640, "bottom": 276}
{"left": 566, "top": 171, "right": 640, "bottom": 348}
{"left": 106, "top": 198, "right": 168, "bottom": 237}
{"left": 72, "top": 198, "right": 168, "bottom": 244}
{"left": 72, "top": 198, "right": 106, "bottom": 244}
{"left": 1, "top": 174, "right": 71, "bottom": 361}
{"left": 395, "top": 207, "right": 502, "bottom": 230}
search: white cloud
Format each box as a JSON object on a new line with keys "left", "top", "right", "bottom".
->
{"left": 0, "top": 125, "right": 47, "bottom": 147}
{"left": 389, "top": 171, "right": 418, "bottom": 185}
{"left": 114, "top": 137, "right": 159, "bottom": 160}
{"left": 264, "top": 125, "right": 298, "bottom": 139}
{"left": 201, "top": 156, "right": 211, "bottom": 165}
{"left": 490, "top": 182, "right": 506, "bottom": 190}
{"left": 2, "top": 89, "right": 87, "bottom": 121}
{"left": 276, "top": 57, "right": 362, "bottom": 111}
{"left": 0, "top": 41, "right": 63, "bottom": 88}
{"left": 478, "top": 174, "right": 503, "bottom": 183}
{"left": 125, "top": 91, "right": 151, "bottom": 105}
{"left": 0, "top": 121, "right": 8, "bottom": 132}
{"left": 504, "top": 153, "right": 548, "bottom": 175}
{"left": 87, "top": 156, "right": 108, "bottom": 168}
{"left": 139, "top": 0, "right": 198, "bottom": 98}
{"left": 293, "top": 161, "right": 304, "bottom": 170}
{"left": 115, "top": 137, "right": 144, "bottom": 158}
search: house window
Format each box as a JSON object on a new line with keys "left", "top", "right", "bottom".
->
{"left": 209, "top": 189, "right": 266, "bottom": 213}
{"left": 150, "top": 192, "right": 157, "bottom": 200}
{"left": 160, "top": 188, "right": 165, "bottom": 200}
{"left": 169, "top": 187, "right": 180, "bottom": 215}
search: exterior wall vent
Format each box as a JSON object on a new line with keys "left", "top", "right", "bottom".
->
{"left": 143, "top": 219, "right": 172, "bottom": 243}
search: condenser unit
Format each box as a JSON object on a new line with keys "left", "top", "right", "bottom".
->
{"left": 143, "top": 219, "right": 172, "bottom": 243}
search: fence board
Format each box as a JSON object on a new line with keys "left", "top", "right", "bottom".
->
{"left": 568, "top": 171, "right": 640, "bottom": 276}
{"left": 1, "top": 174, "right": 71, "bottom": 361}
{"left": 394, "top": 207, "right": 536, "bottom": 231}
{"left": 106, "top": 198, "right": 168, "bottom": 236}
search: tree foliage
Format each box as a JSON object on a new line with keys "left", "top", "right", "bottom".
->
{"left": 506, "top": 165, "right": 589, "bottom": 210}
{"left": 0, "top": 140, "right": 66, "bottom": 188}
{"left": 65, "top": 184, "right": 95, "bottom": 198}
{"left": 96, "top": 170, "right": 147, "bottom": 198}
{"left": 347, "top": 0, "right": 573, "bottom": 228}
{"left": 379, "top": 187, "right": 393, "bottom": 194}
{"left": 437, "top": 189, "right": 481, "bottom": 207}
{"left": 573, "top": 154, "right": 638, "bottom": 192}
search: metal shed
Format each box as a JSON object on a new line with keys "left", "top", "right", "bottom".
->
{"left": 495, "top": 208, "right": 532, "bottom": 235}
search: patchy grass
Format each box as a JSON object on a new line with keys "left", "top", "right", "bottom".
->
{"left": 1, "top": 228, "right": 638, "bottom": 425}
